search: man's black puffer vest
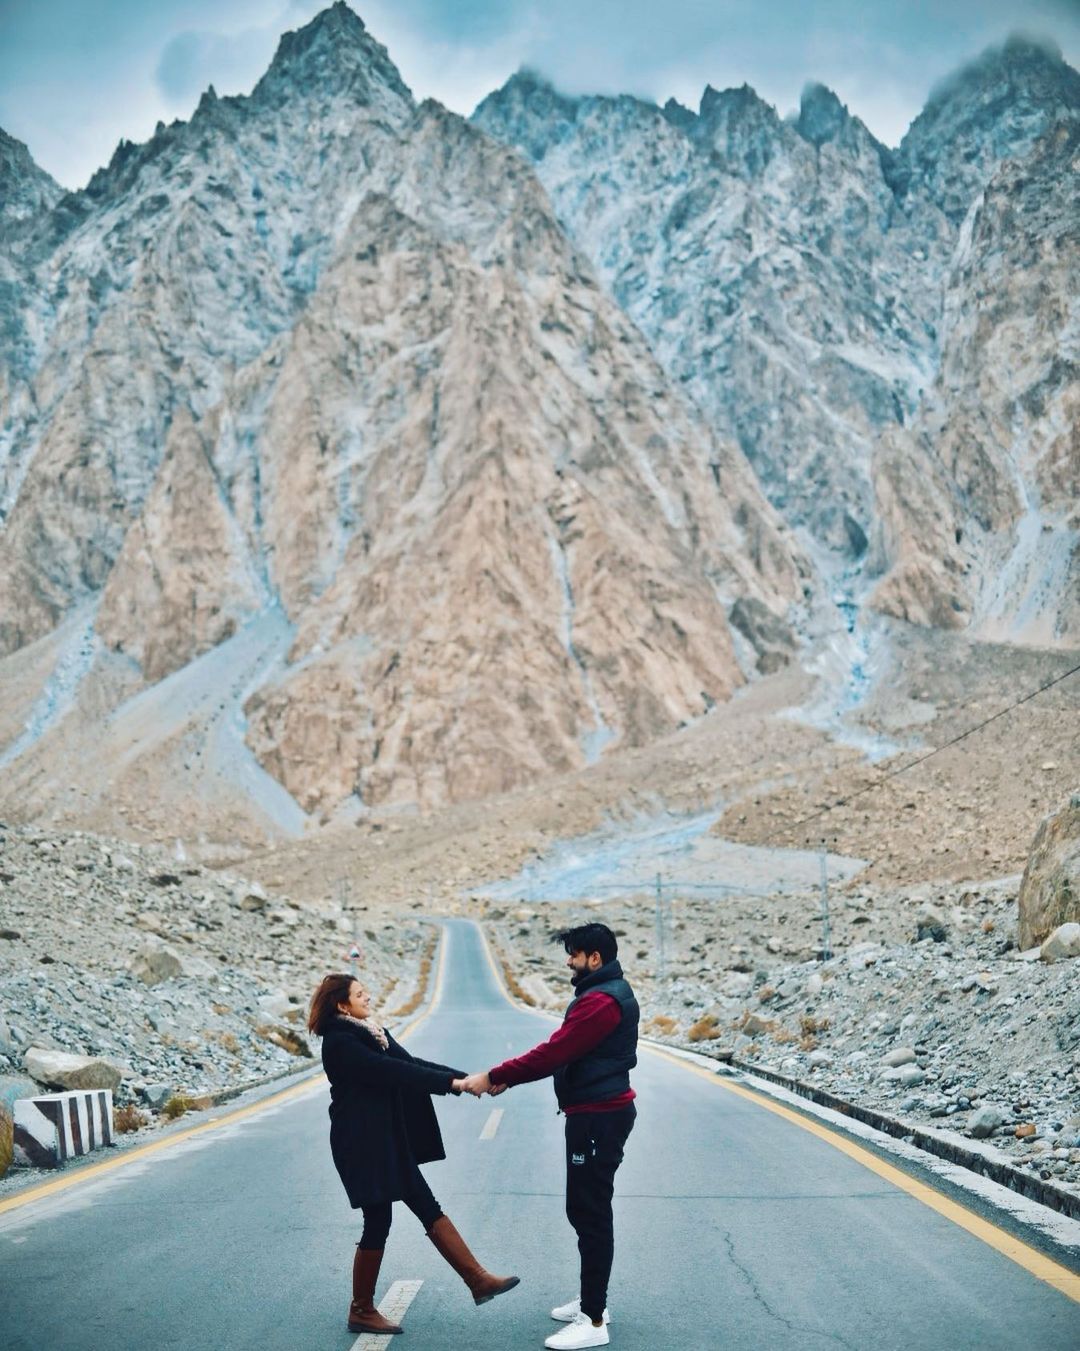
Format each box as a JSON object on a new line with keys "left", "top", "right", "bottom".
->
{"left": 553, "top": 959, "right": 639, "bottom": 1109}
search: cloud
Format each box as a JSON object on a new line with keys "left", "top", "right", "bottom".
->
{"left": 4, "top": 0, "right": 1080, "bottom": 187}
{"left": 154, "top": 4, "right": 321, "bottom": 106}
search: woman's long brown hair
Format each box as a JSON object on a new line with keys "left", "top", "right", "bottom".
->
{"left": 308, "top": 972, "right": 356, "bottom": 1035}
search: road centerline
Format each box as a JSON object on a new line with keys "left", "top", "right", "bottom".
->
{"left": 479, "top": 1108, "right": 504, "bottom": 1140}
{"left": 350, "top": 1278, "right": 423, "bottom": 1348}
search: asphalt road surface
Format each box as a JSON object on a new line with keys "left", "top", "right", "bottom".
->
{"left": 2, "top": 918, "right": 1079, "bottom": 1350}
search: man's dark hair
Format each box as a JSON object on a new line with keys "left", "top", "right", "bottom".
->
{"left": 554, "top": 922, "right": 618, "bottom": 966}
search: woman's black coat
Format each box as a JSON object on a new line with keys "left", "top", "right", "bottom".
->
{"left": 321, "top": 1018, "right": 464, "bottom": 1208}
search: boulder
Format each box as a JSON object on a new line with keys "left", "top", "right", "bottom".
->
{"left": 0, "top": 1017, "right": 17, "bottom": 1056}
{"left": 256, "top": 993, "right": 294, "bottom": 1019}
{"left": 1040, "top": 922, "right": 1080, "bottom": 963}
{"left": 967, "top": 1105, "right": 1006, "bottom": 1139}
{"left": 236, "top": 883, "right": 268, "bottom": 912}
{"left": 129, "top": 938, "right": 215, "bottom": 984}
{"left": 1017, "top": 794, "right": 1080, "bottom": 949}
{"left": 23, "top": 1048, "right": 124, "bottom": 1093}
{"left": 137, "top": 1083, "right": 176, "bottom": 1110}
{"left": 883, "top": 1047, "right": 917, "bottom": 1068}
{"left": 914, "top": 902, "right": 948, "bottom": 943}
{"left": 129, "top": 941, "right": 184, "bottom": 984}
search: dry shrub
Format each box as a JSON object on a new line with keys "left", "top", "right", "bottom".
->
{"left": 113, "top": 1103, "right": 147, "bottom": 1134}
{"left": 981, "top": 919, "right": 995, "bottom": 933}
{"left": 162, "top": 1095, "right": 194, "bottom": 1120}
{"left": 390, "top": 929, "right": 439, "bottom": 1017}
{"left": 800, "top": 1015, "right": 830, "bottom": 1036}
{"left": 688, "top": 1014, "right": 722, "bottom": 1042}
{"left": 500, "top": 958, "right": 537, "bottom": 1007}
{"left": 772, "top": 1026, "right": 798, "bottom": 1045}
{"left": 757, "top": 986, "right": 777, "bottom": 1003}
{"left": 646, "top": 1014, "right": 678, "bottom": 1036}
{"left": 258, "top": 1025, "right": 312, "bottom": 1057}
{"left": 799, "top": 1034, "right": 818, "bottom": 1052}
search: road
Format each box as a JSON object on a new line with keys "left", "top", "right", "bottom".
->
{"left": 2, "top": 917, "right": 1079, "bottom": 1349}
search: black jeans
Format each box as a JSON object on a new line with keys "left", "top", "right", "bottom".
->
{"left": 564, "top": 1105, "right": 636, "bottom": 1321}
{"left": 359, "top": 1171, "right": 443, "bottom": 1249}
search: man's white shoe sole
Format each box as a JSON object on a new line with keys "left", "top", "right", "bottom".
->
{"left": 544, "top": 1327, "right": 610, "bottom": 1349}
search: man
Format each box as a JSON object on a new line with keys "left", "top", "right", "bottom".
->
{"left": 460, "top": 922, "right": 638, "bottom": 1350}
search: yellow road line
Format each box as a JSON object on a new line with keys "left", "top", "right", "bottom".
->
{"left": 0, "top": 926, "right": 449, "bottom": 1219}
{"left": 0, "top": 1071, "right": 324, "bottom": 1217}
{"left": 475, "top": 921, "right": 1080, "bottom": 1305}
{"left": 646, "top": 1046, "right": 1080, "bottom": 1303}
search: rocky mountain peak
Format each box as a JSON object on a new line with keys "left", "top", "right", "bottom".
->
{"left": 893, "top": 33, "right": 1080, "bottom": 219}
{"left": 923, "top": 33, "right": 1076, "bottom": 118}
{"left": 794, "top": 81, "right": 883, "bottom": 155}
{"left": 252, "top": 0, "right": 412, "bottom": 115}
{"left": 660, "top": 97, "right": 697, "bottom": 134}
{"left": 696, "top": 83, "right": 787, "bottom": 174}
{"left": 0, "top": 127, "right": 63, "bottom": 232}
{"left": 472, "top": 68, "right": 582, "bottom": 161}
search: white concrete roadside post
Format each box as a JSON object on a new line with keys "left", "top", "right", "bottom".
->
{"left": 13, "top": 1089, "right": 115, "bottom": 1167}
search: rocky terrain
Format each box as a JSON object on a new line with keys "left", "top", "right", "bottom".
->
{"left": 0, "top": 1, "right": 804, "bottom": 836}
{"left": 869, "top": 118, "right": 1080, "bottom": 642}
{"left": 477, "top": 869, "right": 1080, "bottom": 1201}
{"left": 0, "top": 820, "right": 430, "bottom": 1137}
{"left": 476, "top": 35, "right": 1080, "bottom": 641}
{"left": 1, "top": 3, "right": 1078, "bottom": 1214}
{"left": 1, "top": 11, "right": 1077, "bottom": 847}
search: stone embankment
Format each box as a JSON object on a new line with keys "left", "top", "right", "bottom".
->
{"left": 0, "top": 822, "right": 429, "bottom": 1172}
{"left": 475, "top": 871, "right": 1080, "bottom": 1202}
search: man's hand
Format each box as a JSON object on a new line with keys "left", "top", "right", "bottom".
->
{"left": 459, "top": 1071, "right": 492, "bottom": 1097}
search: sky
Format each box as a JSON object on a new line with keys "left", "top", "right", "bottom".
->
{"left": 2, "top": 0, "right": 1079, "bottom": 190}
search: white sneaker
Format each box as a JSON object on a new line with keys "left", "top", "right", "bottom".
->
{"left": 544, "top": 1311, "right": 611, "bottom": 1349}
{"left": 550, "top": 1297, "right": 610, "bottom": 1324}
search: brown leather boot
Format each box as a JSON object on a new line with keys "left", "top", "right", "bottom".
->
{"left": 426, "top": 1215, "right": 520, "bottom": 1305}
{"left": 347, "top": 1248, "right": 403, "bottom": 1334}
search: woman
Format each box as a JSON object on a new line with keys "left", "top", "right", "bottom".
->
{"left": 309, "top": 972, "right": 519, "bottom": 1335}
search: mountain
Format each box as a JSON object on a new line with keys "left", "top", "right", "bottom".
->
{"left": 1, "top": 11, "right": 1076, "bottom": 844}
{"left": 475, "top": 72, "right": 940, "bottom": 558}
{"left": 0, "top": 5, "right": 805, "bottom": 834}
{"left": 889, "top": 35, "right": 1080, "bottom": 224}
{"left": 0, "top": 128, "right": 63, "bottom": 235}
{"left": 474, "top": 37, "right": 1080, "bottom": 586}
{"left": 869, "top": 118, "right": 1080, "bottom": 644}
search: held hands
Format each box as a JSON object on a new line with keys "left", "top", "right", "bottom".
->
{"left": 454, "top": 1071, "right": 506, "bottom": 1098}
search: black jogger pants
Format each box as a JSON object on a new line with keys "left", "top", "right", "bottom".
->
{"left": 564, "top": 1104, "right": 636, "bottom": 1321}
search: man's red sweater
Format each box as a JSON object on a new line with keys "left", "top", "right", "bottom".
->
{"left": 488, "top": 990, "right": 636, "bottom": 1114}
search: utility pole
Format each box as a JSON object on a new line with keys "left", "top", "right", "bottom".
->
{"left": 818, "top": 840, "right": 832, "bottom": 961}
{"left": 655, "top": 872, "right": 666, "bottom": 982}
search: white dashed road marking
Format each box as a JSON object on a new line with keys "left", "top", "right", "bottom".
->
{"left": 479, "top": 1109, "right": 504, "bottom": 1141}
{"left": 350, "top": 1279, "right": 423, "bottom": 1349}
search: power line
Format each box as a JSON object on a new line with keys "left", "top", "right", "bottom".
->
{"left": 751, "top": 658, "right": 1080, "bottom": 847}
